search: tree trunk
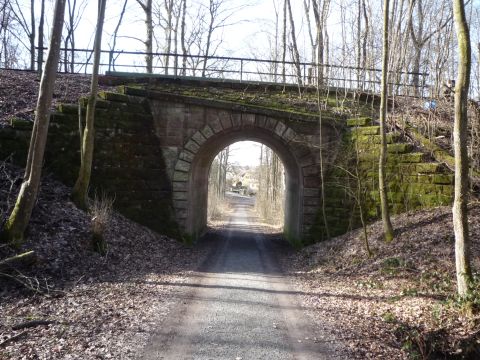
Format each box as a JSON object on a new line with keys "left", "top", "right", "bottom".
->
{"left": 146, "top": 0, "right": 153, "bottom": 73}
{"left": 72, "top": 0, "right": 107, "bottom": 210}
{"left": 201, "top": 0, "right": 215, "bottom": 78}
{"left": 164, "top": 0, "right": 173, "bottom": 75}
{"left": 286, "top": 0, "right": 303, "bottom": 86}
{"left": 181, "top": 0, "right": 187, "bottom": 75}
{"left": 108, "top": 0, "right": 128, "bottom": 71}
{"left": 281, "top": 0, "right": 287, "bottom": 84}
{"left": 1, "top": 0, "right": 66, "bottom": 245}
{"left": 29, "top": 0, "right": 35, "bottom": 70}
{"left": 379, "top": 0, "right": 394, "bottom": 242}
{"left": 136, "top": 0, "right": 153, "bottom": 73}
{"left": 452, "top": 0, "right": 472, "bottom": 298}
{"left": 37, "top": 0, "right": 45, "bottom": 74}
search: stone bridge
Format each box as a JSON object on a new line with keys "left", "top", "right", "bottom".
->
{"left": 110, "top": 81, "right": 340, "bottom": 242}
{"left": 1, "top": 76, "right": 454, "bottom": 244}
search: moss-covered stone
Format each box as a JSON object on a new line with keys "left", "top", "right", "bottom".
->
{"left": 415, "top": 162, "right": 443, "bottom": 174}
{"left": 347, "top": 117, "right": 373, "bottom": 126}
{"left": 350, "top": 126, "right": 380, "bottom": 135}
{"left": 387, "top": 143, "right": 414, "bottom": 153}
{"left": 432, "top": 174, "right": 454, "bottom": 184}
{"left": 9, "top": 117, "right": 33, "bottom": 130}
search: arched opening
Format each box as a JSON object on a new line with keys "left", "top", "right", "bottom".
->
{"left": 185, "top": 128, "right": 303, "bottom": 241}
{"left": 207, "top": 141, "right": 286, "bottom": 230}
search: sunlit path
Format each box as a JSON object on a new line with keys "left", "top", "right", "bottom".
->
{"left": 141, "top": 195, "right": 342, "bottom": 360}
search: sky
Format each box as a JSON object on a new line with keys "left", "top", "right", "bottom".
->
{"left": 31, "top": 0, "right": 311, "bottom": 68}
{"left": 228, "top": 141, "right": 263, "bottom": 166}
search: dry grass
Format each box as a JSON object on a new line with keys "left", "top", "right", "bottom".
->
{"left": 90, "top": 193, "right": 114, "bottom": 255}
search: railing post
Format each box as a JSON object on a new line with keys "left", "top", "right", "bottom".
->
{"left": 240, "top": 59, "right": 243, "bottom": 82}
{"left": 303, "top": 63, "right": 306, "bottom": 85}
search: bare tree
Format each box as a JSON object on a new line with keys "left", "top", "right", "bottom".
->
{"left": 108, "top": 0, "right": 128, "bottom": 72}
{"left": 72, "top": 0, "right": 107, "bottom": 209}
{"left": 408, "top": 0, "right": 453, "bottom": 95}
{"left": 37, "top": 0, "right": 45, "bottom": 74}
{"left": 63, "top": 0, "right": 88, "bottom": 73}
{"left": 155, "top": 0, "right": 183, "bottom": 75}
{"left": 256, "top": 145, "right": 285, "bottom": 224}
{"left": 452, "top": 0, "right": 473, "bottom": 299}
{"left": 7, "top": 0, "right": 36, "bottom": 70}
{"left": 1, "top": 0, "right": 66, "bottom": 244}
{"left": 311, "top": 0, "right": 331, "bottom": 85}
{"left": 281, "top": 0, "right": 287, "bottom": 83}
{"left": 180, "top": 0, "right": 187, "bottom": 74}
{"left": 379, "top": 0, "right": 394, "bottom": 242}
{"left": 0, "top": 1, "right": 17, "bottom": 67}
{"left": 285, "top": 0, "right": 302, "bottom": 86}
{"left": 136, "top": 0, "right": 153, "bottom": 73}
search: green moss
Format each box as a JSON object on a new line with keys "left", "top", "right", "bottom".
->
{"left": 415, "top": 163, "right": 443, "bottom": 173}
{"left": 398, "top": 152, "right": 426, "bottom": 163}
{"left": 433, "top": 174, "right": 454, "bottom": 184}
{"left": 9, "top": 117, "right": 33, "bottom": 130}
{"left": 346, "top": 117, "right": 372, "bottom": 126}
{"left": 350, "top": 126, "right": 380, "bottom": 135}
{"left": 387, "top": 143, "right": 414, "bottom": 154}
{"left": 57, "top": 103, "right": 80, "bottom": 114}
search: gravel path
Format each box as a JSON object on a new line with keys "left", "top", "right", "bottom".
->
{"left": 141, "top": 195, "right": 343, "bottom": 360}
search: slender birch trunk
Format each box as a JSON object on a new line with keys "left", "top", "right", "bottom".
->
{"left": 1, "top": 0, "right": 66, "bottom": 244}
{"left": 72, "top": 0, "right": 107, "bottom": 210}
{"left": 452, "top": 0, "right": 472, "bottom": 298}
{"left": 379, "top": 0, "right": 394, "bottom": 242}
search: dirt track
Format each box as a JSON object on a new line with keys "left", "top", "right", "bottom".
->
{"left": 141, "top": 194, "right": 343, "bottom": 359}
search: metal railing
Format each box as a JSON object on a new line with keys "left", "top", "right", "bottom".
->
{"left": 35, "top": 47, "right": 429, "bottom": 97}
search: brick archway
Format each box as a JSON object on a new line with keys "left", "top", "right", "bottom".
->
{"left": 171, "top": 111, "right": 314, "bottom": 241}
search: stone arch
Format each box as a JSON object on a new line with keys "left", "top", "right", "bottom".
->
{"left": 171, "top": 110, "right": 313, "bottom": 241}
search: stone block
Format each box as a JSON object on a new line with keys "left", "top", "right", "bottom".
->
{"left": 179, "top": 150, "right": 194, "bottom": 162}
{"left": 255, "top": 114, "right": 267, "bottom": 128}
{"left": 160, "top": 147, "right": 179, "bottom": 178}
{"left": 185, "top": 139, "right": 200, "bottom": 153}
{"left": 416, "top": 162, "right": 442, "bottom": 174}
{"left": 302, "top": 164, "right": 320, "bottom": 177}
{"left": 304, "top": 176, "right": 321, "bottom": 188}
{"left": 304, "top": 188, "right": 320, "bottom": 197}
{"left": 219, "top": 111, "right": 233, "bottom": 129}
{"left": 242, "top": 113, "right": 255, "bottom": 127}
{"left": 387, "top": 143, "right": 413, "bottom": 154}
{"left": 201, "top": 125, "right": 214, "bottom": 139}
{"left": 175, "top": 208, "right": 188, "bottom": 219}
{"left": 299, "top": 155, "right": 315, "bottom": 168}
{"left": 173, "top": 181, "right": 188, "bottom": 191}
{"left": 282, "top": 127, "right": 297, "bottom": 142}
{"left": 231, "top": 113, "right": 242, "bottom": 127}
{"left": 432, "top": 174, "right": 454, "bottom": 185}
{"left": 175, "top": 160, "right": 191, "bottom": 172}
{"left": 192, "top": 131, "right": 207, "bottom": 146}
{"left": 303, "top": 197, "right": 321, "bottom": 206}
{"left": 303, "top": 206, "right": 318, "bottom": 215}
{"left": 350, "top": 126, "right": 380, "bottom": 135}
{"left": 173, "top": 191, "right": 188, "bottom": 200}
{"left": 173, "top": 171, "right": 189, "bottom": 182}
{"left": 265, "top": 117, "right": 278, "bottom": 131}
{"left": 346, "top": 117, "right": 373, "bottom": 126}
{"left": 174, "top": 200, "right": 188, "bottom": 209}
{"left": 274, "top": 121, "right": 287, "bottom": 137}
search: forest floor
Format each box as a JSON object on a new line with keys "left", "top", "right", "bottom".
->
{"left": 0, "top": 162, "right": 211, "bottom": 359}
{"left": 281, "top": 205, "right": 480, "bottom": 359}
{"left": 0, "top": 69, "right": 115, "bottom": 126}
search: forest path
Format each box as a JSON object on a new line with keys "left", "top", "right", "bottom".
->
{"left": 141, "top": 194, "right": 341, "bottom": 359}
